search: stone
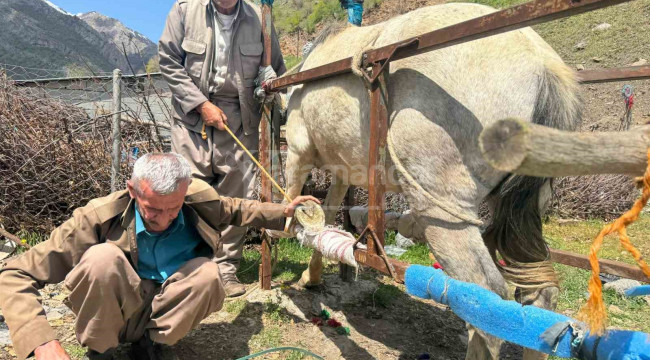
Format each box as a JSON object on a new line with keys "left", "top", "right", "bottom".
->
{"left": 44, "top": 305, "right": 72, "bottom": 321}
{"left": 458, "top": 334, "right": 469, "bottom": 346}
{"left": 604, "top": 279, "right": 642, "bottom": 296}
{"left": 395, "top": 233, "right": 415, "bottom": 248}
{"left": 591, "top": 57, "right": 603, "bottom": 63}
{"left": 575, "top": 64, "right": 585, "bottom": 71}
{"left": 608, "top": 304, "right": 624, "bottom": 315}
{"left": 0, "top": 322, "right": 11, "bottom": 346}
{"left": 630, "top": 58, "right": 648, "bottom": 67}
{"left": 592, "top": 23, "right": 612, "bottom": 31}
{"left": 574, "top": 41, "right": 587, "bottom": 51}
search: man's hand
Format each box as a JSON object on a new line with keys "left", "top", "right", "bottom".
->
{"left": 283, "top": 196, "right": 321, "bottom": 217}
{"left": 34, "top": 340, "right": 71, "bottom": 360}
{"left": 197, "top": 101, "right": 228, "bottom": 131}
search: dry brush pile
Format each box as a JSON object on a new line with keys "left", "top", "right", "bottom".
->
{"left": 0, "top": 75, "right": 160, "bottom": 235}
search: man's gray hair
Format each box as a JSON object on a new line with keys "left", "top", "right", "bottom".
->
{"left": 131, "top": 153, "right": 192, "bottom": 195}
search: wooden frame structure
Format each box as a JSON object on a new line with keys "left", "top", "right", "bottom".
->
{"left": 257, "top": 0, "right": 650, "bottom": 289}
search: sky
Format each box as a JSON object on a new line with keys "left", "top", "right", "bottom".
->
{"left": 50, "top": 0, "right": 176, "bottom": 42}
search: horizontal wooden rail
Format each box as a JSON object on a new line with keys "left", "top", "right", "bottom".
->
{"left": 550, "top": 248, "right": 649, "bottom": 283}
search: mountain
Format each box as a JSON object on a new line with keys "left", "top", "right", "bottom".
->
{"left": 0, "top": 0, "right": 157, "bottom": 79}
{"left": 79, "top": 12, "right": 158, "bottom": 73}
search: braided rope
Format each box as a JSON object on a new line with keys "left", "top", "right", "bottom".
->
{"left": 578, "top": 149, "right": 650, "bottom": 335}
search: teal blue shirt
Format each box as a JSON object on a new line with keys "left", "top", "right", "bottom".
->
{"left": 135, "top": 205, "right": 211, "bottom": 283}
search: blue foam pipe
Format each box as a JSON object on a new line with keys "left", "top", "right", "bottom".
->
{"left": 405, "top": 265, "right": 650, "bottom": 360}
{"left": 625, "top": 285, "right": 650, "bottom": 297}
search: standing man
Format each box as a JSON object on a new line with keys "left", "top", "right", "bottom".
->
{"left": 159, "top": 0, "right": 286, "bottom": 297}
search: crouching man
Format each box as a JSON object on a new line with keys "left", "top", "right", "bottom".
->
{"left": 0, "top": 153, "right": 317, "bottom": 360}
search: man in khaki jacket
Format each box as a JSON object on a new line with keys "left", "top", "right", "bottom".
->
{"left": 0, "top": 153, "right": 316, "bottom": 360}
{"left": 159, "top": 0, "right": 286, "bottom": 297}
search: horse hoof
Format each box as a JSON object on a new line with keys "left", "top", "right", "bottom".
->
{"left": 298, "top": 270, "right": 322, "bottom": 288}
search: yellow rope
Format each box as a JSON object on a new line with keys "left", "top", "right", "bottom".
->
{"left": 201, "top": 119, "right": 293, "bottom": 204}
{"left": 578, "top": 149, "right": 650, "bottom": 335}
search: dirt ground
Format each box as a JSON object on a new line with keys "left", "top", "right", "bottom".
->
{"left": 0, "top": 263, "right": 531, "bottom": 360}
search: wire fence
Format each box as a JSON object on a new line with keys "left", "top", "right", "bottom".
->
{"left": 0, "top": 63, "right": 173, "bottom": 234}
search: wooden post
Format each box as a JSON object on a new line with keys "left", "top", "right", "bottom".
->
{"left": 340, "top": 186, "right": 356, "bottom": 281}
{"left": 479, "top": 118, "right": 650, "bottom": 178}
{"left": 110, "top": 69, "right": 123, "bottom": 193}
{"left": 259, "top": 3, "right": 273, "bottom": 291}
{"left": 366, "top": 63, "right": 390, "bottom": 254}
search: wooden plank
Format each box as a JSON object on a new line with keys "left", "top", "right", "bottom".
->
{"left": 354, "top": 249, "right": 409, "bottom": 283}
{"left": 550, "top": 248, "right": 649, "bottom": 283}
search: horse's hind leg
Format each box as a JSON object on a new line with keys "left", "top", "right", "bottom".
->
{"left": 415, "top": 215, "right": 508, "bottom": 360}
{"left": 298, "top": 178, "right": 349, "bottom": 287}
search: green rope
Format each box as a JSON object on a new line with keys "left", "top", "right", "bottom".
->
{"left": 236, "top": 346, "right": 324, "bottom": 360}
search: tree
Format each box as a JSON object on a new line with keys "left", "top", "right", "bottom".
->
{"left": 146, "top": 56, "right": 160, "bottom": 73}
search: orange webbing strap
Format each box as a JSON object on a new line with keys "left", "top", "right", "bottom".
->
{"left": 579, "top": 149, "right": 650, "bottom": 335}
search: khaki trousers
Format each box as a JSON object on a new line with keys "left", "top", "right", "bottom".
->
{"left": 63, "top": 243, "right": 225, "bottom": 353}
{"left": 172, "top": 98, "right": 259, "bottom": 280}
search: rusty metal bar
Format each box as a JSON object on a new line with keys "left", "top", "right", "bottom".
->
{"left": 550, "top": 248, "right": 649, "bottom": 283}
{"left": 366, "top": 63, "right": 390, "bottom": 255}
{"left": 577, "top": 65, "right": 650, "bottom": 84}
{"left": 259, "top": 3, "right": 273, "bottom": 291}
{"left": 268, "top": 0, "right": 631, "bottom": 91}
{"left": 355, "top": 249, "right": 408, "bottom": 283}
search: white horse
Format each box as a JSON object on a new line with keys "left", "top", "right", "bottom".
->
{"left": 283, "top": 3, "right": 581, "bottom": 359}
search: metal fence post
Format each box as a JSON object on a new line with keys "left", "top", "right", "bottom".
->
{"left": 111, "top": 69, "right": 123, "bottom": 193}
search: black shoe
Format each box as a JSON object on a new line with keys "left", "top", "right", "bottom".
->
{"left": 83, "top": 349, "right": 114, "bottom": 360}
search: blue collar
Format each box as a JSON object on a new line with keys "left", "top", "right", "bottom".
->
{"left": 134, "top": 203, "right": 185, "bottom": 236}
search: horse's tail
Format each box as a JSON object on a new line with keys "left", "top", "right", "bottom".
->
{"left": 483, "top": 64, "right": 581, "bottom": 292}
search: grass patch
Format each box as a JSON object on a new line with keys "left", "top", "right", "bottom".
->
{"left": 63, "top": 344, "right": 86, "bottom": 359}
{"left": 544, "top": 216, "right": 650, "bottom": 264}
{"left": 238, "top": 237, "right": 314, "bottom": 284}
{"left": 370, "top": 283, "right": 403, "bottom": 308}
{"left": 533, "top": 1, "right": 650, "bottom": 68}
{"left": 545, "top": 216, "right": 650, "bottom": 359}
{"left": 284, "top": 55, "right": 302, "bottom": 70}
{"left": 14, "top": 230, "right": 47, "bottom": 253}
{"left": 460, "top": 0, "right": 529, "bottom": 9}
{"left": 264, "top": 300, "right": 291, "bottom": 323}
{"left": 385, "top": 231, "right": 433, "bottom": 265}
{"left": 249, "top": 326, "right": 283, "bottom": 353}
{"left": 225, "top": 299, "right": 247, "bottom": 316}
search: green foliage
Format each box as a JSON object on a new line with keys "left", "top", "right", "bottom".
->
{"left": 65, "top": 63, "right": 93, "bottom": 78}
{"left": 284, "top": 55, "right": 302, "bottom": 69}
{"left": 371, "top": 283, "right": 402, "bottom": 308}
{"left": 145, "top": 56, "right": 160, "bottom": 74}
{"left": 460, "top": 0, "right": 528, "bottom": 9}
{"left": 225, "top": 299, "right": 247, "bottom": 316}
{"left": 273, "top": 0, "right": 383, "bottom": 35}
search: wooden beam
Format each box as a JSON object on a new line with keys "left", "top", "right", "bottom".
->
{"left": 550, "top": 248, "right": 649, "bottom": 283}
{"left": 479, "top": 118, "right": 650, "bottom": 178}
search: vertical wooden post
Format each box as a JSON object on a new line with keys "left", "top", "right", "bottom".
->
{"left": 259, "top": 3, "right": 273, "bottom": 291}
{"left": 340, "top": 186, "right": 356, "bottom": 281}
{"left": 366, "top": 63, "right": 389, "bottom": 255}
{"left": 110, "top": 69, "right": 123, "bottom": 193}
